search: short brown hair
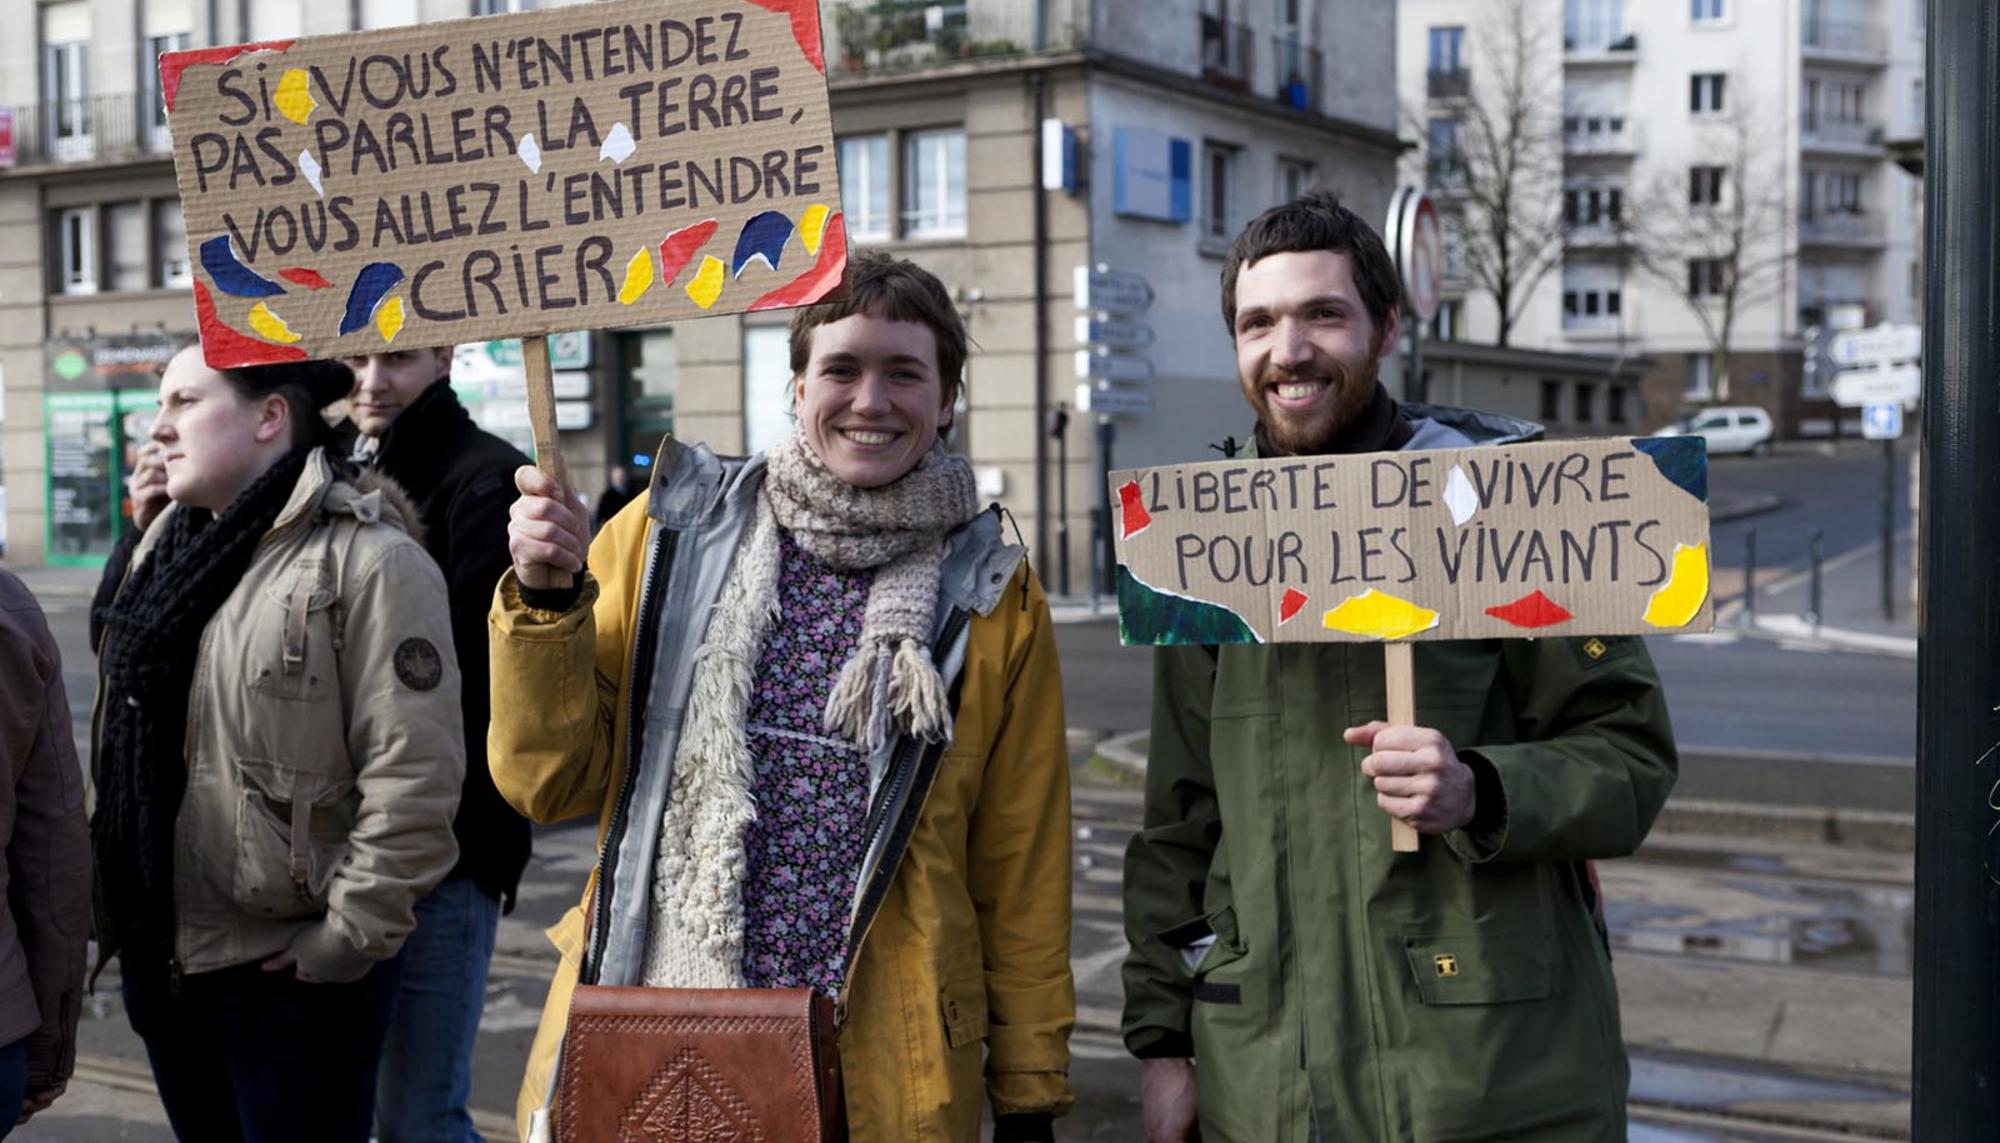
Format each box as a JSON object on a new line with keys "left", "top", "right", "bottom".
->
{"left": 788, "top": 252, "right": 969, "bottom": 404}
{"left": 1219, "top": 190, "right": 1402, "bottom": 343}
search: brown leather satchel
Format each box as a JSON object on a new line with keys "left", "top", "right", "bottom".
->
{"left": 557, "top": 984, "right": 847, "bottom": 1142}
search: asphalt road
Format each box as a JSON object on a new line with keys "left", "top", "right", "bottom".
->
{"left": 1705, "top": 440, "right": 1914, "bottom": 593}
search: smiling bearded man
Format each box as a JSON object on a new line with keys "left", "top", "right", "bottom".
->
{"left": 1120, "top": 190, "right": 1681, "bottom": 1143}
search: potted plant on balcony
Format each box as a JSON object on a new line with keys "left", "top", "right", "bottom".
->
{"left": 836, "top": 5, "right": 869, "bottom": 72}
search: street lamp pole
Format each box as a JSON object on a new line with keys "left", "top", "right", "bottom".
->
{"left": 1912, "top": 0, "right": 2000, "bottom": 1132}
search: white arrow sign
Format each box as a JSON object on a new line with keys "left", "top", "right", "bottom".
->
{"left": 1075, "top": 348, "right": 1155, "bottom": 383}
{"left": 1075, "top": 315, "right": 1156, "bottom": 351}
{"left": 1074, "top": 264, "right": 1156, "bottom": 316}
{"left": 1830, "top": 364, "right": 1922, "bottom": 409}
{"left": 1829, "top": 324, "right": 1921, "bottom": 369}
{"left": 1075, "top": 382, "right": 1154, "bottom": 416}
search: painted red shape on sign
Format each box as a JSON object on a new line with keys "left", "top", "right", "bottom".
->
{"left": 659, "top": 220, "right": 720, "bottom": 285}
{"left": 160, "top": 41, "right": 296, "bottom": 113}
{"left": 192, "top": 280, "right": 308, "bottom": 367}
{"left": 279, "top": 267, "right": 332, "bottom": 290}
{"left": 1117, "top": 481, "right": 1152, "bottom": 540}
{"left": 1279, "top": 588, "right": 1309, "bottom": 625}
{"left": 1484, "top": 589, "right": 1574, "bottom": 629}
{"left": 744, "top": 0, "right": 825, "bottom": 72}
{"left": 749, "top": 213, "right": 847, "bottom": 312}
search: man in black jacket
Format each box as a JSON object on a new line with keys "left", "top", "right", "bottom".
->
{"left": 339, "top": 346, "right": 531, "bottom": 1143}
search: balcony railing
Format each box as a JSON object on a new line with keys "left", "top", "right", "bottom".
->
{"left": 1563, "top": 313, "right": 1624, "bottom": 335}
{"left": 1563, "top": 124, "right": 1635, "bottom": 155}
{"left": 826, "top": 0, "right": 1085, "bottom": 79}
{"left": 1802, "top": 17, "right": 1886, "bottom": 57}
{"left": 1800, "top": 211, "right": 1886, "bottom": 245}
{"left": 1800, "top": 118, "right": 1884, "bottom": 149}
{"left": 1273, "top": 37, "right": 1320, "bottom": 112}
{"left": 1427, "top": 68, "right": 1471, "bottom": 100}
{"left": 1565, "top": 218, "right": 1630, "bottom": 245}
{"left": 1200, "top": 15, "right": 1254, "bottom": 88}
{"left": 1564, "top": 32, "right": 1639, "bottom": 58}
{"left": 1, "top": 94, "right": 170, "bottom": 168}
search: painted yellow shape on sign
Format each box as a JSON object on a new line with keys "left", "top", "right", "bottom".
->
{"left": 686, "top": 256, "right": 726, "bottom": 309}
{"left": 274, "top": 69, "right": 317, "bottom": 125}
{"left": 1643, "top": 542, "right": 1710, "bottom": 628}
{"left": 800, "top": 204, "right": 831, "bottom": 256}
{"left": 617, "top": 249, "right": 655, "bottom": 305}
{"left": 1321, "top": 589, "right": 1440, "bottom": 640}
{"left": 375, "top": 296, "right": 406, "bottom": 343}
{"left": 246, "top": 302, "right": 302, "bottom": 344}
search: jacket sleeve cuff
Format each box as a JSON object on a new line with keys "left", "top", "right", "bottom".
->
{"left": 291, "top": 920, "right": 381, "bottom": 984}
{"left": 1444, "top": 749, "right": 1509, "bottom": 864}
{"left": 994, "top": 1112, "right": 1054, "bottom": 1142}
{"left": 1125, "top": 1026, "right": 1195, "bottom": 1059}
{"left": 517, "top": 566, "right": 588, "bottom": 614}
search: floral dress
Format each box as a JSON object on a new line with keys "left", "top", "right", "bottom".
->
{"left": 738, "top": 532, "right": 877, "bottom": 996}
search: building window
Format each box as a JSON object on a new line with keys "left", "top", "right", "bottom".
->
{"left": 902, "top": 128, "right": 966, "bottom": 238}
{"left": 1911, "top": 78, "right": 1925, "bottom": 131}
{"left": 1564, "top": 185, "right": 1624, "bottom": 225}
{"left": 43, "top": 34, "right": 92, "bottom": 160}
{"left": 1202, "top": 141, "right": 1240, "bottom": 241}
{"left": 1428, "top": 26, "right": 1465, "bottom": 73}
{"left": 839, "top": 135, "right": 891, "bottom": 241}
{"left": 108, "top": 202, "right": 147, "bottom": 292}
{"left": 1432, "top": 300, "right": 1461, "bottom": 342}
{"left": 1688, "top": 258, "right": 1727, "bottom": 297}
{"left": 1574, "top": 382, "right": 1597, "bottom": 424}
{"left": 359, "top": 0, "right": 417, "bottom": 30}
{"left": 1608, "top": 386, "right": 1631, "bottom": 425}
{"left": 472, "top": 0, "right": 536, "bottom": 13}
{"left": 1690, "top": 0, "right": 1726, "bottom": 23}
{"left": 146, "top": 33, "right": 190, "bottom": 150}
{"left": 154, "top": 200, "right": 191, "bottom": 288}
{"left": 249, "top": 1, "right": 303, "bottom": 40}
{"left": 1562, "top": 285, "right": 1621, "bottom": 328}
{"left": 1685, "top": 352, "right": 1714, "bottom": 399}
{"left": 1690, "top": 73, "right": 1727, "bottom": 115}
{"left": 57, "top": 208, "right": 96, "bottom": 295}
{"left": 1540, "top": 379, "right": 1563, "bottom": 421}
{"left": 1565, "top": 0, "right": 1625, "bottom": 50}
{"left": 1427, "top": 118, "right": 1464, "bottom": 188}
{"left": 742, "top": 324, "right": 792, "bottom": 454}
{"left": 1279, "top": 157, "right": 1314, "bottom": 204}
{"left": 1689, "top": 166, "right": 1725, "bottom": 207}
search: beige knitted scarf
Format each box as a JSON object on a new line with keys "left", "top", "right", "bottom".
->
{"left": 640, "top": 432, "right": 979, "bottom": 988}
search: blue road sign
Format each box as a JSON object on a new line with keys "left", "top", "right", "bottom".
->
{"left": 1863, "top": 402, "right": 1903, "bottom": 441}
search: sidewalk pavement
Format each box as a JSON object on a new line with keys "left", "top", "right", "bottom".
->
{"left": 1722, "top": 532, "right": 1918, "bottom": 660}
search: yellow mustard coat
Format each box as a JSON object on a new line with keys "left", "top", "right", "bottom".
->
{"left": 488, "top": 488, "right": 1075, "bottom": 1141}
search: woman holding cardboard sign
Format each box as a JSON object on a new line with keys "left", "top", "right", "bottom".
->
{"left": 91, "top": 348, "right": 464, "bottom": 1142}
{"left": 489, "top": 253, "right": 1075, "bottom": 1142}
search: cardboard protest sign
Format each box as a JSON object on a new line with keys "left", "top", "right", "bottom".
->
{"left": 1112, "top": 436, "right": 1713, "bottom": 645}
{"left": 160, "top": 0, "right": 841, "bottom": 368}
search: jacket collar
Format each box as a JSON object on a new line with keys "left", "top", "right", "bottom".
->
{"left": 363, "top": 380, "right": 474, "bottom": 496}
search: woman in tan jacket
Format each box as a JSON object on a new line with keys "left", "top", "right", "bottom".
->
{"left": 93, "top": 347, "right": 464, "bottom": 1143}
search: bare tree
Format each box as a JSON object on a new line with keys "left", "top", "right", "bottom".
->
{"left": 1403, "top": 0, "right": 1567, "bottom": 348}
{"left": 1627, "top": 99, "right": 1794, "bottom": 405}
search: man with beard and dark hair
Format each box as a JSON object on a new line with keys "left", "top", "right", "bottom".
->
{"left": 1120, "top": 191, "right": 1679, "bottom": 1143}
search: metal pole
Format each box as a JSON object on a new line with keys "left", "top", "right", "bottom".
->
{"left": 1029, "top": 72, "right": 1052, "bottom": 589}
{"left": 1408, "top": 310, "right": 1427, "bottom": 407}
{"left": 1742, "top": 526, "right": 1757, "bottom": 626}
{"left": 1904, "top": 0, "right": 2000, "bottom": 1127}
{"left": 1051, "top": 405, "right": 1072, "bottom": 598}
{"left": 1914, "top": 0, "right": 2000, "bottom": 1131}
{"left": 1882, "top": 436, "right": 1896, "bottom": 622}
{"left": 1096, "top": 416, "right": 1116, "bottom": 596}
{"left": 1807, "top": 529, "right": 1823, "bottom": 632}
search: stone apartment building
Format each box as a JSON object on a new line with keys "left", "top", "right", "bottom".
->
{"left": 0, "top": 0, "right": 1398, "bottom": 590}
{"left": 1397, "top": 0, "right": 1925, "bottom": 437}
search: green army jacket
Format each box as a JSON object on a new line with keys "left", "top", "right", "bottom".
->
{"left": 1121, "top": 408, "right": 1679, "bottom": 1142}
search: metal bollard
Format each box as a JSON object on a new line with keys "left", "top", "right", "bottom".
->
{"left": 1807, "top": 529, "right": 1825, "bottom": 632}
{"left": 1742, "top": 526, "right": 1758, "bottom": 626}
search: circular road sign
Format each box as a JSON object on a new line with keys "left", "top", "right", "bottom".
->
{"left": 1392, "top": 189, "right": 1444, "bottom": 323}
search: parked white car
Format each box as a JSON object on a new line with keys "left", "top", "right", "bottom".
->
{"left": 1653, "top": 406, "right": 1775, "bottom": 457}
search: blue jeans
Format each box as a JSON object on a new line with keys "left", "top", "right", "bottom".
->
{"left": 376, "top": 876, "right": 500, "bottom": 1143}
{"left": 0, "top": 1036, "right": 26, "bottom": 1139}
{"left": 123, "top": 956, "right": 402, "bottom": 1143}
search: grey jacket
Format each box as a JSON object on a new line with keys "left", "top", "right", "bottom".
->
{"left": 0, "top": 571, "right": 91, "bottom": 1092}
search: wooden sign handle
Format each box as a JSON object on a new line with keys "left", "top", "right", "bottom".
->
{"left": 522, "top": 334, "right": 574, "bottom": 591}
{"left": 1383, "top": 642, "right": 1421, "bottom": 853}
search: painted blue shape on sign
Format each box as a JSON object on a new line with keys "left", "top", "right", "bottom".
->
{"left": 1113, "top": 127, "right": 1193, "bottom": 223}
{"left": 1631, "top": 436, "right": 1709, "bottom": 503}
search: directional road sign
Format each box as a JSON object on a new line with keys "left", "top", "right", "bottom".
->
{"left": 1862, "top": 402, "right": 1903, "bottom": 441}
{"left": 1075, "top": 315, "right": 1156, "bottom": 351}
{"left": 1830, "top": 364, "right": 1922, "bottom": 409}
{"left": 1073, "top": 264, "right": 1156, "bottom": 316}
{"left": 1075, "top": 348, "right": 1156, "bottom": 383}
{"left": 1075, "top": 382, "right": 1153, "bottom": 416}
{"left": 1829, "top": 324, "right": 1921, "bottom": 369}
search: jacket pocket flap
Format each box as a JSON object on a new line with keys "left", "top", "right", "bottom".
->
{"left": 236, "top": 756, "right": 353, "bottom": 805}
{"left": 1403, "top": 930, "right": 1553, "bottom": 1006}
{"left": 1158, "top": 905, "right": 1243, "bottom": 978}
{"left": 939, "top": 978, "right": 988, "bottom": 1049}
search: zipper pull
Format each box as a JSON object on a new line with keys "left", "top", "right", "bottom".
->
{"left": 168, "top": 957, "right": 183, "bottom": 1001}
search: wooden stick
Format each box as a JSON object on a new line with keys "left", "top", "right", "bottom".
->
{"left": 1383, "top": 642, "right": 1421, "bottom": 853}
{"left": 521, "top": 334, "right": 573, "bottom": 590}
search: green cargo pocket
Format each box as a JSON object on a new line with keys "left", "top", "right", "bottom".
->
{"left": 1402, "top": 928, "right": 1552, "bottom": 1006}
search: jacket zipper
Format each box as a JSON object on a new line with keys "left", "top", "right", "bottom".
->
{"left": 584, "top": 524, "right": 676, "bottom": 984}
{"left": 834, "top": 606, "right": 971, "bottom": 1022}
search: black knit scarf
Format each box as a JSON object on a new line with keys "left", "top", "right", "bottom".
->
{"left": 93, "top": 445, "right": 314, "bottom": 967}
